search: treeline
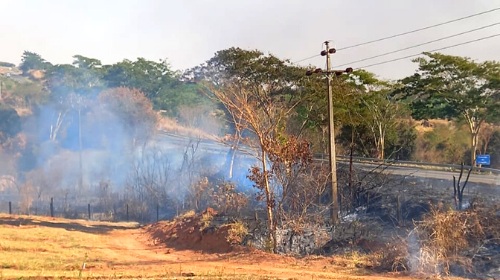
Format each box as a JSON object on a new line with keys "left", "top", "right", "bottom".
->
{"left": 0, "top": 47, "right": 499, "bottom": 253}
{"left": 1, "top": 49, "right": 499, "bottom": 166}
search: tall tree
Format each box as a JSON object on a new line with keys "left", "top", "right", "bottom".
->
{"left": 72, "top": 55, "right": 102, "bottom": 69}
{"left": 19, "top": 51, "right": 52, "bottom": 75}
{"left": 102, "top": 58, "right": 174, "bottom": 99}
{"left": 0, "top": 105, "right": 21, "bottom": 141}
{"left": 98, "top": 87, "right": 157, "bottom": 148}
{"left": 400, "top": 52, "right": 500, "bottom": 166}
{"left": 203, "top": 82, "right": 307, "bottom": 254}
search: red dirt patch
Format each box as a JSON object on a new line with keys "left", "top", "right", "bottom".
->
{"left": 144, "top": 208, "right": 239, "bottom": 253}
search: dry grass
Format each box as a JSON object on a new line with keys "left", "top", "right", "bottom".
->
{"left": 366, "top": 206, "right": 500, "bottom": 278}
{"left": 226, "top": 221, "right": 248, "bottom": 245}
{"left": 0, "top": 215, "right": 137, "bottom": 278}
{"left": 156, "top": 113, "right": 219, "bottom": 140}
{"left": 0, "top": 214, "right": 449, "bottom": 280}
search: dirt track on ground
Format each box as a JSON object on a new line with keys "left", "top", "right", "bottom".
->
{"left": 94, "top": 228, "right": 412, "bottom": 280}
{"left": 0, "top": 214, "right": 419, "bottom": 279}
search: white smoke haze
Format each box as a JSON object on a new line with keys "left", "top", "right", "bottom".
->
{"left": 0, "top": 84, "right": 258, "bottom": 220}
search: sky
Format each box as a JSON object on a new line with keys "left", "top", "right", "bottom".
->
{"left": 0, "top": 0, "right": 499, "bottom": 80}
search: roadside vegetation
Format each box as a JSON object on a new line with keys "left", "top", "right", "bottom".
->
{"left": 0, "top": 48, "right": 499, "bottom": 279}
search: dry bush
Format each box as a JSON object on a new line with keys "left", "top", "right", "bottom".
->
{"left": 226, "top": 221, "right": 248, "bottom": 245}
{"left": 373, "top": 238, "right": 410, "bottom": 272}
{"left": 19, "top": 180, "right": 35, "bottom": 214}
{"left": 370, "top": 206, "right": 500, "bottom": 277}
{"left": 199, "top": 208, "right": 215, "bottom": 231}
{"left": 187, "top": 177, "right": 249, "bottom": 216}
{"left": 409, "top": 206, "right": 489, "bottom": 276}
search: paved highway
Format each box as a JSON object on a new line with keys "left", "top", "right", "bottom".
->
{"left": 348, "top": 162, "right": 499, "bottom": 185}
{"left": 156, "top": 132, "right": 500, "bottom": 186}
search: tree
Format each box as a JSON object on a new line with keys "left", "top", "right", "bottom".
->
{"left": 203, "top": 80, "right": 307, "bottom": 253}
{"left": 12, "top": 82, "right": 49, "bottom": 107}
{"left": 478, "top": 122, "right": 496, "bottom": 156}
{"left": 98, "top": 87, "right": 157, "bottom": 148}
{"left": 102, "top": 58, "right": 174, "bottom": 99}
{"left": 0, "top": 105, "right": 21, "bottom": 141}
{"left": 72, "top": 55, "right": 102, "bottom": 69}
{"left": 19, "top": 51, "right": 52, "bottom": 75}
{"left": 400, "top": 52, "right": 500, "bottom": 166}
{"left": 357, "top": 91, "right": 407, "bottom": 159}
{"left": 0, "top": 62, "right": 15, "bottom": 68}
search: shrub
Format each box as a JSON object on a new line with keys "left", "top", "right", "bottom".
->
{"left": 226, "top": 221, "right": 248, "bottom": 245}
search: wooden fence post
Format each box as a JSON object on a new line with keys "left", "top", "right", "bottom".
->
{"left": 50, "top": 197, "right": 54, "bottom": 217}
{"left": 88, "top": 203, "right": 91, "bottom": 220}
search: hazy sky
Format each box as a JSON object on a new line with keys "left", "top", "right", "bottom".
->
{"left": 1, "top": 0, "right": 499, "bottom": 80}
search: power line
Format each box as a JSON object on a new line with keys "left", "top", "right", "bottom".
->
{"left": 333, "top": 22, "right": 500, "bottom": 68}
{"left": 293, "top": 7, "right": 500, "bottom": 64}
{"left": 355, "top": 33, "right": 500, "bottom": 69}
{"left": 337, "top": 7, "right": 500, "bottom": 51}
{"left": 293, "top": 54, "right": 320, "bottom": 64}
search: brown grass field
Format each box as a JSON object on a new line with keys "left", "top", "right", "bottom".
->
{"left": 0, "top": 214, "right": 449, "bottom": 280}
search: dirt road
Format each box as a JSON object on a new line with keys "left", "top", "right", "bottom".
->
{"left": 0, "top": 215, "right": 418, "bottom": 279}
{"left": 95, "top": 228, "right": 411, "bottom": 280}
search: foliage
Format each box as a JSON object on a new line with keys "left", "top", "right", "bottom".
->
{"left": 12, "top": 82, "right": 49, "bottom": 106}
{"left": 19, "top": 51, "right": 52, "bottom": 75}
{"left": 226, "top": 221, "right": 248, "bottom": 245}
{"left": 98, "top": 87, "right": 157, "bottom": 146}
{"left": 0, "top": 105, "right": 21, "bottom": 140}
{"left": 0, "top": 61, "right": 15, "bottom": 68}
{"left": 400, "top": 52, "right": 500, "bottom": 165}
{"left": 72, "top": 55, "right": 102, "bottom": 69}
{"left": 102, "top": 58, "right": 173, "bottom": 99}
{"left": 412, "top": 121, "right": 469, "bottom": 164}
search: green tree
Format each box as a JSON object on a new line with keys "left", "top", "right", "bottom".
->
{"left": 19, "top": 51, "right": 52, "bottom": 75}
{"left": 72, "top": 55, "right": 102, "bottom": 69}
{"left": 0, "top": 105, "right": 21, "bottom": 140}
{"left": 0, "top": 62, "right": 15, "bottom": 68}
{"left": 102, "top": 58, "right": 174, "bottom": 99}
{"left": 400, "top": 52, "right": 500, "bottom": 166}
{"left": 12, "top": 82, "right": 49, "bottom": 107}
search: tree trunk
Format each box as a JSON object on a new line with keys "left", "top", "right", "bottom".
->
{"left": 471, "top": 131, "right": 479, "bottom": 167}
{"left": 349, "top": 133, "right": 354, "bottom": 210}
{"left": 261, "top": 148, "right": 277, "bottom": 253}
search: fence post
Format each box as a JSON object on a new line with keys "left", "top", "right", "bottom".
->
{"left": 88, "top": 203, "right": 91, "bottom": 220}
{"left": 9, "top": 201, "right": 12, "bottom": 215}
{"left": 126, "top": 204, "right": 129, "bottom": 222}
{"left": 50, "top": 197, "right": 54, "bottom": 217}
{"left": 397, "top": 195, "right": 403, "bottom": 226}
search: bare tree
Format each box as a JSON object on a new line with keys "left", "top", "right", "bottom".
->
{"left": 453, "top": 163, "right": 472, "bottom": 210}
{"left": 358, "top": 92, "right": 402, "bottom": 159}
{"left": 203, "top": 82, "right": 306, "bottom": 253}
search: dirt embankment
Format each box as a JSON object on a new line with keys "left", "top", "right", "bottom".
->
{"left": 144, "top": 208, "right": 246, "bottom": 254}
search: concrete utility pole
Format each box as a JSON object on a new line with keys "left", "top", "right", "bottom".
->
{"left": 306, "top": 41, "right": 353, "bottom": 225}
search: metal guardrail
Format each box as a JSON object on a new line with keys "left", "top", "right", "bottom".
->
{"left": 157, "top": 131, "right": 500, "bottom": 175}
{"left": 326, "top": 155, "right": 500, "bottom": 175}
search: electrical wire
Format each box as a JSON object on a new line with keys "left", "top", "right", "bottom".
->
{"left": 355, "top": 33, "right": 500, "bottom": 69}
{"left": 333, "top": 22, "right": 500, "bottom": 68}
{"left": 337, "top": 7, "right": 500, "bottom": 51}
{"left": 293, "top": 7, "right": 500, "bottom": 64}
{"left": 293, "top": 54, "right": 320, "bottom": 64}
